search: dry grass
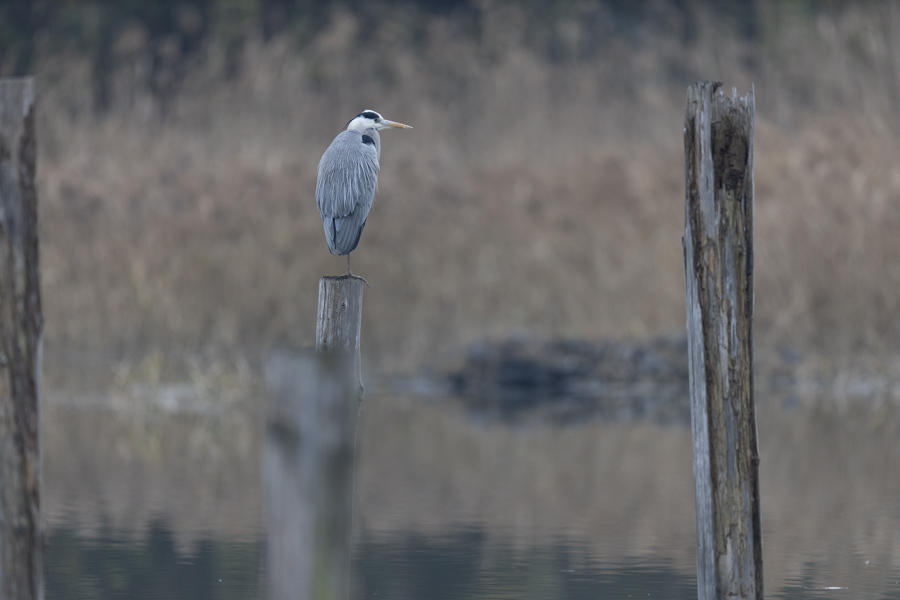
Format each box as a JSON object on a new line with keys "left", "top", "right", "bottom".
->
{"left": 31, "top": 2, "right": 900, "bottom": 374}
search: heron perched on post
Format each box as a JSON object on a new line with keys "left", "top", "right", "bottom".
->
{"left": 316, "top": 110, "right": 412, "bottom": 284}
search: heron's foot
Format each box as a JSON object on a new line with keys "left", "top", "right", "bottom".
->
{"left": 342, "top": 271, "right": 371, "bottom": 288}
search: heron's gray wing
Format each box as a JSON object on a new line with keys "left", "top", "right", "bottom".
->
{"left": 316, "top": 131, "right": 380, "bottom": 255}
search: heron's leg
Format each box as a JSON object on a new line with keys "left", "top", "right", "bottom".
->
{"left": 343, "top": 253, "right": 370, "bottom": 288}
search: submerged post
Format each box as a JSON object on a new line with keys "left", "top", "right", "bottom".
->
{"left": 683, "top": 81, "right": 762, "bottom": 600}
{"left": 264, "top": 351, "right": 357, "bottom": 600}
{"left": 264, "top": 275, "right": 365, "bottom": 599}
{"left": 0, "top": 77, "right": 43, "bottom": 600}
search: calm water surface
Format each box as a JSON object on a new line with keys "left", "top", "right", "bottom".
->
{"left": 43, "top": 388, "right": 900, "bottom": 599}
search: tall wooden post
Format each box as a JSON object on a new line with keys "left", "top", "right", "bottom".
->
{"left": 0, "top": 77, "right": 43, "bottom": 600}
{"left": 264, "top": 275, "right": 364, "bottom": 600}
{"left": 683, "top": 81, "right": 762, "bottom": 600}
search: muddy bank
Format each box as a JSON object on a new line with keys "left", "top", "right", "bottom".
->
{"left": 448, "top": 335, "right": 692, "bottom": 425}
{"left": 446, "top": 334, "right": 900, "bottom": 426}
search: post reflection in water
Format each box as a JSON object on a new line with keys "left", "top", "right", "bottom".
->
{"left": 41, "top": 389, "right": 900, "bottom": 599}
{"left": 45, "top": 522, "right": 261, "bottom": 600}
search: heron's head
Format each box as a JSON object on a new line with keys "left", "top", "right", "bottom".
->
{"left": 346, "top": 110, "right": 413, "bottom": 133}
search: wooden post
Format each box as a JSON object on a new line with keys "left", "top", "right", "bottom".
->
{"left": 683, "top": 81, "right": 762, "bottom": 600}
{"left": 316, "top": 275, "right": 365, "bottom": 398}
{"left": 0, "top": 77, "right": 43, "bottom": 600}
{"left": 264, "top": 351, "right": 357, "bottom": 600}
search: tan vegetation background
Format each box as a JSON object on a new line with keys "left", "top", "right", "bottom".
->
{"left": 9, "top": 0, "right": 900, "bottom": 375}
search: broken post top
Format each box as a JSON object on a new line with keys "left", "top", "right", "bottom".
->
{"left": 684, "top": 81, "right": 755, "bottom": 237}
{"left": 685, "top": 82, "right": 755, "bottom": 157}
{"left": 685, "top": 80, "right": 754, "bottom": 112}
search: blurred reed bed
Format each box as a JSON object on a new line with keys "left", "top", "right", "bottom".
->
{"left": 27, "top": 1, "right": 900, "bottom": 375}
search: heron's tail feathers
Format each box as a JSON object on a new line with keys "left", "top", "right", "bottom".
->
{"left": 324, "top": 215, "right": 367, "bottom": 256}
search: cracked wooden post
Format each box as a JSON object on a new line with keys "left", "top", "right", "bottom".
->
{"left": 0, "top": 77, "right": 44, "bottom": 600}
{"left": 316, "top": 276, "right": 364, "bottom": 400}
{"left": 683, "top": 81, "right": 762, "bottom": 600}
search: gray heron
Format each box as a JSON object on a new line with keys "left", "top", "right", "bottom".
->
{"left": 316, "top": 109, "right": 412, "bottom": 283}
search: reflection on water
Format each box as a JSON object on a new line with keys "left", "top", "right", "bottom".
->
{"left": 45, "top": 523, "right": 698, "bottom": 600}
{"left": 42, "top": 385, "right": 900, "bottom": 599}
{"left": 354, "top": 528, "right": 696, "bottom": 599}
{"left": 46, "top": 523, "right": 900, "bottom": 599}
{"left": 46, "top": 522, "right": 260, "bottom": 600}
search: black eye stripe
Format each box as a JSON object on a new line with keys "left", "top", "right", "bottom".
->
{"left": 361, "top": 134, "right": 375, "bottom": 146}
{"left": 360, "top": 111, "right": 380, "bottom": 120}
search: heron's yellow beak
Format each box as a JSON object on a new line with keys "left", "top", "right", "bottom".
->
{"left": 382, "top": 119, "right": 413, "bottom": 130}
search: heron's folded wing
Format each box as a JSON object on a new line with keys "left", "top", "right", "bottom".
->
{"left": 316, "top": 131, "right": 380, "bottom": 255}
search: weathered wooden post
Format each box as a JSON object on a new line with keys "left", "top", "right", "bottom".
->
{"left": 683, "top": 81, "right": 762, "bottom": 600}
{"left": 316, "top": 276, "right": 365, "bottom": 398}
{"left": 0, "top": 77, "right": 44, "bottom": 600}
{"left": 264, "top": 275, "right": 364, "bottom": 600}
